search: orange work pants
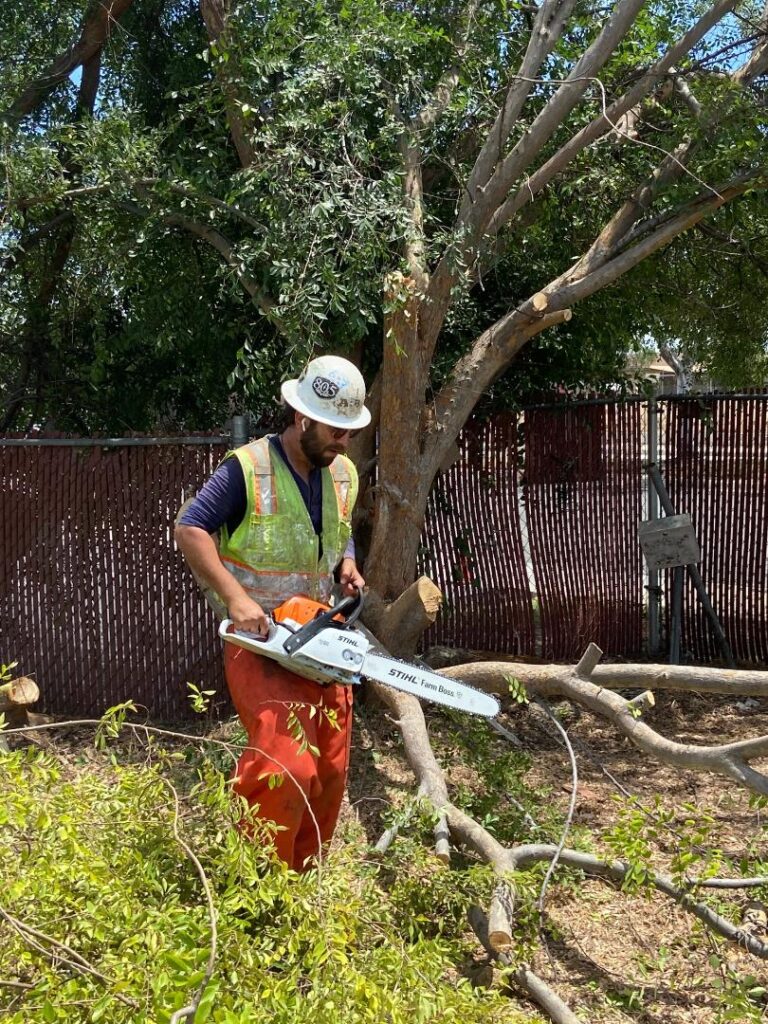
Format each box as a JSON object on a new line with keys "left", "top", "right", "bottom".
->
{"left": 224, "top": 644, "right": 353, "bottom": 872}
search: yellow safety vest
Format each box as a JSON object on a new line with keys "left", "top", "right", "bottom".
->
{"left": 217, "top": 436, "right": 358, "bottom": 612}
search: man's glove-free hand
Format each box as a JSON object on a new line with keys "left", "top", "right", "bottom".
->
{"left": 228, "top": 595, "right": 270, "bottom": 636}
{"left": 339, "top": 557, "right": 365, "bottom": 597}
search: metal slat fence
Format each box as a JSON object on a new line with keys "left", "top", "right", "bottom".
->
{"left": 422, "top": 414, "right": 536, "bottom": 655}
{"left": 3, "top": 395, "right": 768, "bottom": 720}
{"left": 424, "top": 403, "right": 646, "bottom": 660}
{"left": 524, "top": 401, "right": 646, "bottom": 660}
{"left": 1, "top": 435, "right": 226, "bottom": 720}
{"left": 663, "top": 396, "right": 768, "bottom": 663}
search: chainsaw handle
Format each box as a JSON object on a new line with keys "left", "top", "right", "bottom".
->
{"left": 336, "top": 586, "right": 364, "bottom": 627}
{"left": 221, "top": 617, "right": 276, "bottom": 642}
{"left": 282, "top": 588, "right": 364, "bottom": 656}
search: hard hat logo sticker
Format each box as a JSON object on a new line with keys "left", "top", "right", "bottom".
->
{"left": 312, "top": 377, "right": 340, "bottom": 399}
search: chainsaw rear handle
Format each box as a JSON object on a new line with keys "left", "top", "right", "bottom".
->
{"left": 222, "top": 617, "right": 277, "bottom": 642}
{"left": 282, "top": 587, "right": 364, "bottom": 656}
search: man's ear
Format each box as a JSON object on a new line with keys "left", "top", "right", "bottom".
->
{"left": 301, "top": 417, "right": 310, "bottom": 432}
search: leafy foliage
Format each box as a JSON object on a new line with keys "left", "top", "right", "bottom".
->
{"left": 0, "top": 738, "right": 527, "bottom": 1024}
{"left": 2, "top": 1, "right": 766, "bottom": 431}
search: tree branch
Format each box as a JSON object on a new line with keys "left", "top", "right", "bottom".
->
{"left": 572, "top": 15, "right": 768, "bottom": 279}
{"left": 468, "top": 0, "right": 649, "bottom": 244}
{"left": 468, "top": 906, "right": 582, "bottom": 1024}
{"left": 0, "top": 905, "right": 140, "bottom": 1007}
{"left": 508, "top": 845, "right": 768, "bottom": 958}
{"left": 459, "top": 0, "right": 579, "bottom": 222}
{"left": 8, "top": 177, "right": 266, "bottom": 233}
{"left": 424, "top": 164, "right": 760, "bottom": 477}
{"left": 398, "top": 134, "right": 429, "bottom": 284}
{"left": 445, "top": 658, "right": 768, "bottom": 698}
{"left": 423, "top": 0, "right": 648, "bottom": 364}
{"left": 484, "top": 0, "right": 737, "bottom": 242}
{"left": 3, "top": 0, "right": 135, "bottom": 124}
{"left": 162, "top": 211, "right": 278, "bottom": 323}
{"left": 439, "top": 657, "right": 768, "bottom": 796}
{"left": 410, "top": 0, "right": 481, "bottom": 131}
{"left": 551, "top": 171, "right": 766, "bottom": 304}
{"left": 200, "top": 0, "right": 256, "bottom": 168}
{"left": 424, "top": 304, "right": 572, "bottom": 475}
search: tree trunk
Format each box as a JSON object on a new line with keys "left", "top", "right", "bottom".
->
{"left": 364, "top": 284, "right": 434, "bottom": 599}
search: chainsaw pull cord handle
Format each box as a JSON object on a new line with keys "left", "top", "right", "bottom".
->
{"left": 282, "top": 588, "right": 364, "bottom": 655}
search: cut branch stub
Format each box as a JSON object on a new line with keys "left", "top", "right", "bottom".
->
{"left": 0, "top": 677, "right": 39, "bottom": 711}
{"left": 434, "top": 814, "right": 451, "bottom": 863}
{"left": 362, "top": 576, "right": 442, "bottom": 657}
{"left": 575, "top": 642, "right": 602, "bottom": 678}
{"left": 487, "top": 881, "right": 515, "bottom": 951}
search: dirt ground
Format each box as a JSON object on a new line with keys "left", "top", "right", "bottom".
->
{"left": 342, "top": 686, "right": 768, "bottom": 1024}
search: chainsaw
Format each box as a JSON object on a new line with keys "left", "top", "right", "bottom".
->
{"left": 219, "top": 590, "right": 499, "bottom": 718}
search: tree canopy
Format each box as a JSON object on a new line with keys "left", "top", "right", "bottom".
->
{"left": 2, "top": 1, "right": 767, "bottom": 436}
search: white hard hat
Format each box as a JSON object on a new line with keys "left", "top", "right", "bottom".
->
{"left": 281, "top": 355, "right": 371, "bottom": 430}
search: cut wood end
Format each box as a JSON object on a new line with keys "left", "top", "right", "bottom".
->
{"left": 0, "top": 676, "right": 40, "bottom": 706}
{"left": 434, "top": 823, "right": 451, "bottom": 861}
{"left": 414, "top": 576, "right": 443, "bottom": 614}
{"left": 575, "top": 643, "right": 603, "bottom": 678}
{"left": 562, "top": 308, "right": 573, "bottom": 322}
{"left": 628, "top": 689, "right": 655, "bottom": 711}
{"left": 488, "top": 930, "right": 513, "bottom": 952}
{"left": 531, "top": 291, "right": 549, "bottom": 312}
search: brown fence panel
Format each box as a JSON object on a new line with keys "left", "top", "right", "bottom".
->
{"left": 524, "top": 402, "right": 646, "bottom": 661}
{"left": 6, "top": 396, "right": 768, "bottom": 721}
{"left": 663, "top": 395, "right": 768, "bottom": 664}
{"left": 1, "top": 437, "right": 226, "bottom": 720}
{"left": 422, "top": 414, "right": 536, "bottom": 654}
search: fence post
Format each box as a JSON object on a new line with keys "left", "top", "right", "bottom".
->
{"left": 646, "top": 398, "right": 662, "bottom": 656}
{"left": 646, "top": 461, "right": 736, "bottom": 669}
{"left": 230, "top": 415, "right": 249, "bottom": 449}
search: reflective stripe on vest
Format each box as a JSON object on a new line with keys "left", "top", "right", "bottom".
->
{"left": 216, "top": 436, "right": 358, "bottom": 613}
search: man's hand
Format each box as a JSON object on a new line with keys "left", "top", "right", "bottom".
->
{"left": 228, "top": 594, "right": 270, "bottom": 636}
{"left": 338, "top": 557, "right": 365, "bottom": 597}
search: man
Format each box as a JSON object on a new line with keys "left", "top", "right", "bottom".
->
{"left": 175, "top": 355, "right": 370, "bottom": 871}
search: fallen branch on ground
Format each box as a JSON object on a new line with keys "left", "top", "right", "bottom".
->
{"left": 363, "top": 604, "right": 768, "bottom": 1023}
{"left": 440, "top": 646, "right": 768, "bottom": 796}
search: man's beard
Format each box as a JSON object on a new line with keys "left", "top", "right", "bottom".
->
{"left": 300, "top": 423, "right": 340, "bottom": 468}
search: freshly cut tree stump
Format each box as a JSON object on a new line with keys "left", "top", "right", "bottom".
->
{"left": 0, "top": 676, "right": 40, "bottom": 711}
{"left": 0, "top": 676, "right": 40, "bottom": 732}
